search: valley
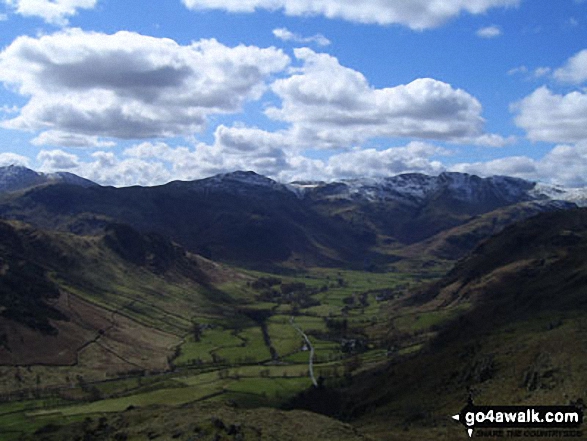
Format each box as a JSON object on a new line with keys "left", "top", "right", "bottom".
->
{"left": 0, "top": 252, "right": 445, "bottom": 440}
{"left": 0, "top": 166, "right": 585, "bottom": 440}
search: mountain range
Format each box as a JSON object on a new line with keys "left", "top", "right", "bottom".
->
{"left": 0, "top": 165, "right": 583, "bottom": 270}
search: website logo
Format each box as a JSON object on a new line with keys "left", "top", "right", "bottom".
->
{"left": 452, "top": 398, "right": 584, "bottom": 438}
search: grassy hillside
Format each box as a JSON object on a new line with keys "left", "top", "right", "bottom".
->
{"left": 339, "top": 208, "right": 587, "bottom": 440}
{"left": 16, "top": 401, "right": 372, "bottom": 441}
{"left": 0, "top": 220, "right": 423, "bottom": 440}
{"left": 0, "top": 219, "right": 254, "bottom": 393}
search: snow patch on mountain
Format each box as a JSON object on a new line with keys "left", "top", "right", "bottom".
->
{"left": 290, "top": 172, "right": 542, "bottom": 208}
{"left": 531, "top": 182, "right": 587, "bottom": 207}
{"left": 0, "top": 165, "right": 97, "bottom": 193}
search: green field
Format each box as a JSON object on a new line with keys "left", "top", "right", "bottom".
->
{"left": 0, "top": 265, "right": 444, "bottom": 440}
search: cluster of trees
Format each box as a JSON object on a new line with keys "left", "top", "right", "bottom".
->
{"left": 251, "top": 278, "right": 321, "bottom": 309}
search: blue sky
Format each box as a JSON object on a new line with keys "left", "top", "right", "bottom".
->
{"left": 1, "top": 0, "right": 587, "bottom": 187}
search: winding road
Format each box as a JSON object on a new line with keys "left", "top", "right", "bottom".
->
{"left": 290, "top": 316, "right": 318, "bottom": 387}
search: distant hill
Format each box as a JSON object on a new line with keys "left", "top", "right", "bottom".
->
{"left": 399, "top": 199, "right": 574, "bottom": 261}
{"left": 0, "top": 168, "right": 580, "bottom": 270}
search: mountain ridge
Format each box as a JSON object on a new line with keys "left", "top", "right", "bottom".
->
{"left": 0, "top": 166, "right": 580, "bottom": 269}
{"left": 1, "top": 165, "right": 586, "bottom": 207}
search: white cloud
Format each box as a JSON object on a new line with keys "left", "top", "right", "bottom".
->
{"left": 18, "top": 135, "right": 587, "bottom": 188}
{"left": 37, "top": 148, "right": 172, "bottom": 186}
{"left": 272, "top": 28, "right": 331, "bottom": 46}
{"left": 462, "top": 133, "right": 516, "bottom": 148}
{"left": 2, "top": 0, "right": 97, "bottom": 25}
{"left": 452, "top": 156, "right": 538, "bottom": 180}
{"left": 476, "top": 25, "right": 502, "bottom": 38}
{"left": 32, "top": 130, "right": 116, "bottom": 148}
{"left": 324, "top": 142, "right": 447, "bottom": 179}
{"left": 0, "top": 152, "right": 30, "bottom": 167}
{"left": 554, "top": 49, "right": 587, "bottom": 84}
{"left": 538, "top": 142, "right": 587, "bottom": 187}
{"left": 29, "top": 127, "right": 453, "bottom": 186}
{"left": 0, "top": 12, "right": 7, "bottom": 21}
{"left": 183, "top": 0, "right": 520, "bottom": 30}
{"left": 37, "top": 149, "right": 80, "bottom": 170}
{"left": 0, "top": 29, "right": 290, "bottom": 143}
{"left": 266, "top": 48, "right": 494, "bottom": 149}
{"left": 513, "top": 86, "right": 587, "bottom": 143}
{"left": 0, "top": 104, "right": 19, "bottom": 114}
{"left": 83, "top": 151, "right": 171, "bottom": 187}
{"left": 533, "top": 67, "right": 551, "bottom": 78}
{"left": 507, "top": 65, "right": 528, "bottom": 76}
{"left": 452, "top": 142, "right": 587, "bottom": 188}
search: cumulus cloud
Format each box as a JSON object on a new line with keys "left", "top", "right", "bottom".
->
{"left": 452, "top": 142, "right": 587, "bottom": 188}
{"left": 183, "top": 0, "right": 520, "bottom": 30}
{"left": 124, "top": 126, "right": 295, "bottom": 181}
{"left": 265, "top": 48, "right": 495, "bottom": 149}
{"left": 538, "top": 142, "right": 587, "bottom": 187}
{"left": 37, "top": 148, "right": 172, "bottom": 186}
{"left": 0, "top": 152, "right": 30, "bottom": 167}
{"left": 513, "top": 86, "right": 587, "bottom": 143}
{"left": 23, "top": 133, "right": 587, "bottom": 188}
{"left": 476, "top": 25, "right": 502, "bottom": 38}
{"left": 28, "top": 125, "right": 454, "bottom": 186}
{"left": 272, "top": 28, "right": 331, "bottom": 46}
{"left": 554, "top": 49, "right": 587, "bottom": 84}
{"left": 452, "top": 156, "right": 538, "bottom": 180}
{"left": 325, "top": 142, "right": 447, "bottom": 179}
{"left": 32, "top": 130, "right": 116, "bottom": 148}
{"left": 2, "top": 0, "right": 97, "bottom": 25}
{"left": 37, "top": 149, "right": 80, "bottom": 170}
{"left": 0, "top": 29, "right": 290, "bottom": 143}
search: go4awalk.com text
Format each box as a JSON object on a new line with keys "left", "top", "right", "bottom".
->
{"left": 452, "top": 402, "right": 584, "bottom": 438}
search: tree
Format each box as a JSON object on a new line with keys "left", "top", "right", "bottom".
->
{"left": 192, "top": 322, "right": 202, "bottom": 342}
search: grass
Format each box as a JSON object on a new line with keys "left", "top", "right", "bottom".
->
{"left": 393, "top": 306, "right": 468, "bottom": 333}
{"left": 31, "top": 381, "right": 221, "bottom": 416}
{"left": 0, "top": 412, "right": 86, "bottom": 441}
{"left": 225, "top": 377, "right": 311, "bottom": 403}
{"left": 1, "top": 261, "right": 430, "bottom": 440}
{"left": 267, "top": 321, "right": 301, "bottom": 356}
{"left": 214, "top": 326, "right": 271, "bottom": 364}
{"left": 174, "top": 328, "right": 243, "bottom": 365}
{"left": 289, "top": 315, "right": 328, "bottom": 333}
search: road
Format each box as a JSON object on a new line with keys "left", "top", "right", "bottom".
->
{"left": 290, "top": 316, "right": 318, "bottom": 387}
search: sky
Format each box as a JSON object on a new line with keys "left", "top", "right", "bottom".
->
{"left": 0, "top": 1, "right": 587, "bottom": 187}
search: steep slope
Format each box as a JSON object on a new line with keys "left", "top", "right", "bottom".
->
{"left": 339, "top": 208, "right": 587, "bottom": 440}
{"left": 399, "top": 199, "right": 573, "bottom": 261}
{"left": 0, "top": 220, "right": 248, "bottom": 385}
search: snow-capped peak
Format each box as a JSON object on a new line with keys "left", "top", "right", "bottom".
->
{"left": 531, "top": 182, "right": 587, "bottom": 207}
{"left": 0, "top": 165, "right": 97, "bottom": 193}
